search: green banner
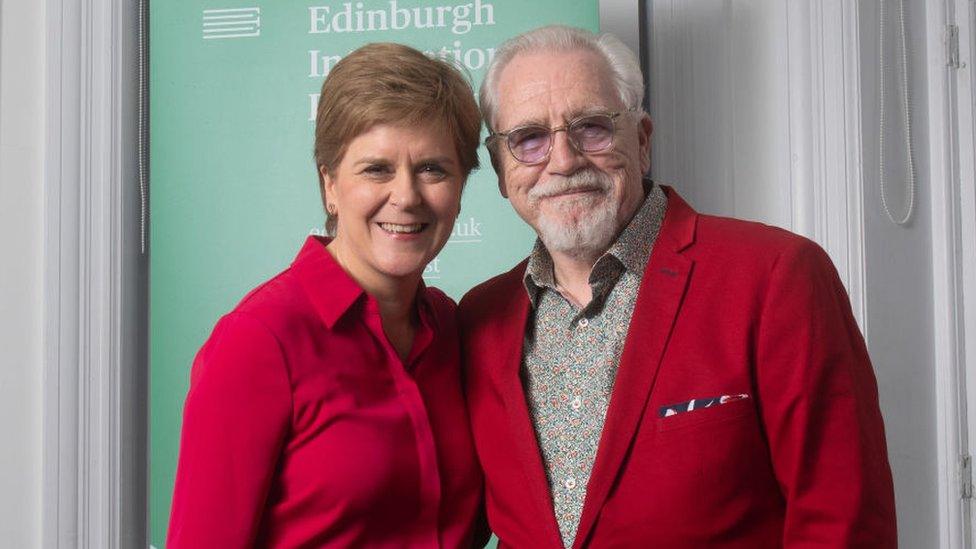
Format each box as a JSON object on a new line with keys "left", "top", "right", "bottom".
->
{"left": 150, "top": 1, "right": 600, "bottom": 546}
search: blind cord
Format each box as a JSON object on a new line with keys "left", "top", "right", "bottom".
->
{"left": 138, "top": 0, "right": 149, "bottom": 253}
{"left": 878, "top": 0, "right": 917, "bottom": 226}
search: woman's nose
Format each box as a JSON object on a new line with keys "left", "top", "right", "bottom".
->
{"left": 389, "top": 171, "right": 423, "bottom": 209}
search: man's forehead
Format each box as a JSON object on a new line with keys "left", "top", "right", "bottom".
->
{"left": 494, "top": 49, "right": 619, "bottom": 127}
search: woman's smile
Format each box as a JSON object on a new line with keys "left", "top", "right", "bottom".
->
{"left": 377, "top": 222, "right": 429, "bottom": 235}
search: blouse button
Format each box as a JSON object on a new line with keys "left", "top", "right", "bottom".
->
{"left": 565, "top": 477, "right": 577, "bottom": 490}
{"left": 578, "top": 318, "right": 589, "bottom": 328}
{"left": 571, "top": 396, "right": 583, "bottom": 410}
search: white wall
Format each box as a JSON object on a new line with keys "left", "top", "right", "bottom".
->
{"left": 647, "top": 0, "right": 792, "bottom": 229}
{"left": 599, "top": 0, "right": 640, "bottom": 56}
{"left": 0, "top": 0, "right": 45, "bottom": 547}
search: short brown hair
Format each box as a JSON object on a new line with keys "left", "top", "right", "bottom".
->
{"left": 313, "top": 42, "right": 482, "bottom": 234}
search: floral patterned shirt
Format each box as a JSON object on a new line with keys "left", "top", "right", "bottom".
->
{"left": 521, "top": 182, "right": 668, "bottom": 547}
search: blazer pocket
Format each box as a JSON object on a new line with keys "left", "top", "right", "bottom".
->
{"left": 656, "top": 398, "right": 754, "bottom": 432}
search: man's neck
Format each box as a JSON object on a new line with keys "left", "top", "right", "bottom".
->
{"left": 542, "top": 180, "right": 653, "bottom": 308}
{"left": 549, "top": 250, "right": 598, "bottom": 308}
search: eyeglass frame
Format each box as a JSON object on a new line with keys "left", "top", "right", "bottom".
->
{"left": 485, "top": 109, "right": 640, "bottom": 166}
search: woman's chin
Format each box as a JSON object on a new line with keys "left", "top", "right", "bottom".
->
{"left": 367, "top": 236, "right": 448, "bottom": 282}
{"left": 370, "top": 253, "right": 437, "bottom": 282}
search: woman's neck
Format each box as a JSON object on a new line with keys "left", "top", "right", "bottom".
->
{"left": 326, "top": 237, "right": 420, "bottom": 360}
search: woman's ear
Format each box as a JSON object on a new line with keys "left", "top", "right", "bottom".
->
{"left": 319, "top": 165, "right": 334, "bottom": 209}
{"left": 319, "top": 164, "right": 332, "bottom": 190}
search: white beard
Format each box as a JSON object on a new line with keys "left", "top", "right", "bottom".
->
{"left": 528, "top": 170, "right": 620, "bottom": 261}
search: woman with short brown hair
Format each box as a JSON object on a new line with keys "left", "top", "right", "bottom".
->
{"left": 168, "top": 43, "right": 485, "bottom": 548}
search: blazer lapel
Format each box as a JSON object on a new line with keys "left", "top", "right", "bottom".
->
{"left": 573, "top": 187, "right": 698, "bottom": 548}
{"left": 489, "top": 266, "right": 565, "bottom": 548}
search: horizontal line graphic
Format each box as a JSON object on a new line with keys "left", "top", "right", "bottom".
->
{"left": 203, "top": 32, "right": 260, "bottom": 39}
{"left": 204, "top": 20, "right": 258, "bottom": 26}
{"left": 202, "top": 7, "right": 260, "bottom": 40}
{"left": 203, "top": 14, "right": 257, "bottom": 20}
{"left": 204, "top": 26, "right": 257, "bottom": 33}
{"left": 203, "top": 8, "right": 259, "bottom": 15}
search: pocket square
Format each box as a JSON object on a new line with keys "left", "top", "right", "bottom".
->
{"left": 658, "top": 393, "right": 750, "bottom": 418}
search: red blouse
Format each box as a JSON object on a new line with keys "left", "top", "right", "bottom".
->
{"left": 167, "top": 237, "right": 484, "bottom": 548}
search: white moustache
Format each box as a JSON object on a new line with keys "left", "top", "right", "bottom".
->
{"left": 527, "top": 170, "right": 612, "bottom": 201}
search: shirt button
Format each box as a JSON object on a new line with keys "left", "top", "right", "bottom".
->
{"left": 565, "top": 477, "right": 577, "bottom": 490}
{"left": 578, "top": 318, "right": 589, "bottom": 328}
{"left": 571, "top": 396, "right": 583, "bottom": 410}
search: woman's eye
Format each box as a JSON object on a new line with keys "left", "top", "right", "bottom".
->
{"left": 419, "top": 164, "right": 447, "bottom": 177}
{"left": 362, "top": 164, "right": 391, "bottom": 176}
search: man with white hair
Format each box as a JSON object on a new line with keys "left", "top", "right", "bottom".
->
{"left": 459, "top": 25, "right": 897, "bottom": 547}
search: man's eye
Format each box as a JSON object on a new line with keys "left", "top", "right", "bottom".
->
{"left": 577, "top": 122, "right": 602, "bottom": 134}
{"left": 511, "top": 128, "right": 548, "bottom": 148}
{"left": 574, "top": 118, "right": 613, "bottom": 135}
{"left": 509, "top": 128, "right": 551, "bottom": 160}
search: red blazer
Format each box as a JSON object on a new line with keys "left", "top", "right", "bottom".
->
{"left": 459, "top": 188, "right": 896, "bottom": 548}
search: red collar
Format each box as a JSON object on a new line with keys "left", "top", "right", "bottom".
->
{"left": 290, "top": 236, "right": 436, "bottom": 332}
{"left": 656, "top": 185, "right": 698, "bottom": 253}
{"left": 290, "top": 236, "right": 366, "bottom": 329}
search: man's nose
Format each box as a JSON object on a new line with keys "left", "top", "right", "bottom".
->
{"left": 546, "top": 128, "right": 586, "bottom": 174}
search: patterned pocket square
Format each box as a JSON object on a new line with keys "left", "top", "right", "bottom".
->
{"left": 658, "top": 393, "right": 750, "bottom": 418}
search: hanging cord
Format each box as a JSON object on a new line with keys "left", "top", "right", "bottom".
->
{"left": 878, "top": 0, "right": 917, "bottom": 225}
{"left": 138, "top": 0, "right": 149, "bottom": 253}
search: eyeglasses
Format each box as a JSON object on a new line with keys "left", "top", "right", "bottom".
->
{"left": 486, "top": 111, "right": 633, "bottom": 165}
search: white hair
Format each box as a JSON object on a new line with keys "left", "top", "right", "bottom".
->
{"left": 479, "top": 25, "right": 645, "bottom": 132}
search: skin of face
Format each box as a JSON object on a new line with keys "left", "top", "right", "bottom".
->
{"left": 320, "top": 122, "right": 463, "bottom": 291}
{"left": 492, "top": 49, "right": 653, "bottom": 255}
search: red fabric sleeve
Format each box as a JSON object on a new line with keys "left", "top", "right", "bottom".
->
{"left": 167, "top": 312, "right": 293, "bottom": 548}
{"left": 755, "top": 239, "right": 897, "bottom": 547}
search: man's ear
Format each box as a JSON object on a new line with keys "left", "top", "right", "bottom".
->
{"left": 489, "top": 148, "right": 510, "bottom": 198}
{"left": 638, "top": 114, "right": 653, "bottom": 176}
{"left": 498, "top": 173, "right": 509, "bottom": 198}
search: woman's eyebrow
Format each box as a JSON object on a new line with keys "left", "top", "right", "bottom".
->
{"left": 415, "top": 156, "right": 457, "bottom": 166}
{"left": 352, "top": 156, "right": 390, "bottom": 166}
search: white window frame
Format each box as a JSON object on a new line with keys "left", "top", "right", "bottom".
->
{"left": 42, "top": 0, "right": 146, "bottom": 547}
{"left": 784, "top": 0, "right": 868, "bottom": 329}
{"left": 928, "top": 0, "right": 976, "bottom": 546}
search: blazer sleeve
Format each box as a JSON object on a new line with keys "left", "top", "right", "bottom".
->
{"left": 754, "top": 239, "right": 897, "bottom": 547}
{"left": 167, "top": 311, "right": 293, "bottom": 548}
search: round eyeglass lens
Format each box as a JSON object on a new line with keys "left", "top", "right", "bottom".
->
{"left": 508, "top": 126, "right": 551, "bottom": 164}
{"left": 571, "top": 115, "right": 615, "bottom": 152}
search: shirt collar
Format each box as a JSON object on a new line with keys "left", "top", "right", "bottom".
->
{"left": 609, "top": 182, "right": 668, "bottom": 273}
{"left": 291, "top": 236, "right": 366, "bottom": 329}
{"left": 523, "top": 239, "right": 554, "bottom": 308}
{"left": 523, "top": 180, "right": 668, "bottom": 306}
{"left": 291, "top": 236, "right": 438, "bottom": 332}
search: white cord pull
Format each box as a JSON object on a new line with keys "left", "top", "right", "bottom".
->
{"left": 878, "top": 0, "right": 916, "bottom": 226}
